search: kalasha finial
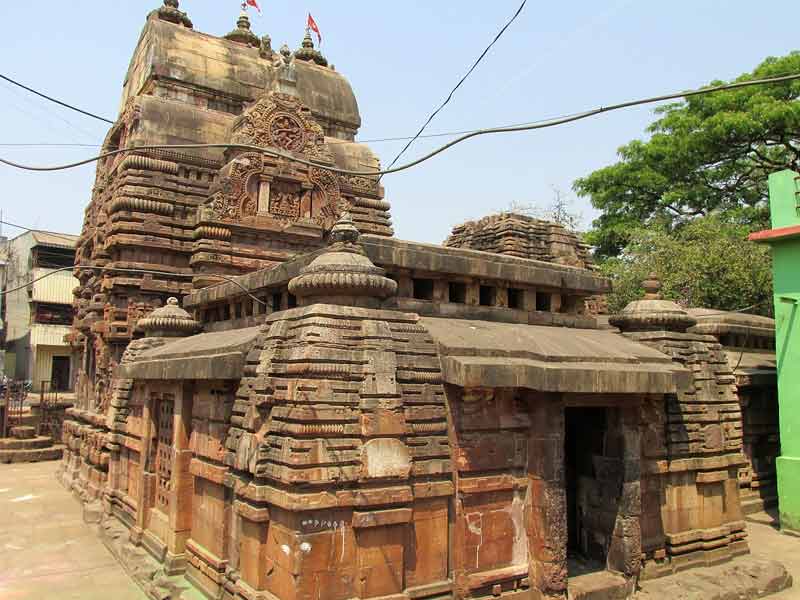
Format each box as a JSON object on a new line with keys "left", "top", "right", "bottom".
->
{"left": 288, "top": 214, "right": 397, "bottom": 307}
{"left": 609, "top": 271, "right": 697, "bottom": 333}
{"left": 329, "top": 212, "right": 359, "bottom": 245}
{"left": 642, "top": 272, "right": 662, "bottom": 300}
{"left": 237, "top": 10, "right": 252, "bottom": 30}
{"left": 302, "top": 29, "right": 314, "bottom": 49}
{"left": 137, "top": 297, "right": 201, "bottom": 338}
{"left": 156, "top": 0, "right": 193, "bottom": 28}
{"left": 224, "top": 5, "right": 260, "bottom": 48}
{"left": 294, "top": 29, "right": 328, "bottom": 67}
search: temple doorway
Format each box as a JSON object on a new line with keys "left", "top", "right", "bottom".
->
{"left": 565, "top": 406, "right": 623, "bottom": 576}
{"left": 51, "top": 356, "right": 71, "bottom": 391}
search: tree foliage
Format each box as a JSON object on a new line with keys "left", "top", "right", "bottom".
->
{"left": 601, "top": 216, "right": 773, "bottom": 316}
{"left": 575, "top": 52, "right": 800, "bottom": 257}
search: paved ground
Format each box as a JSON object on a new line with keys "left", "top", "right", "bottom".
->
{"left": 0, "top": 461, "right": 146, "bottom": 600}
{"left": 0, "top": 461, "right": 798, "bottom": 599}
{"left": 747, "top": 510, "right": 800, "bottom": 599}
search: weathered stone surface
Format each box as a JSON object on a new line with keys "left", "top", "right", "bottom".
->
{"left": 445, "top": 212, "right": 593, "bottom": 269}
{"left": 57, "top": 7, "right": 789, "bottom": 600}
{"left": 635, "top": 556, "right": 792, "bottom": 599}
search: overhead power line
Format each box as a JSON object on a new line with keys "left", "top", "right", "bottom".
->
{"left": 0, "top": 237, "right": 772, "bottom": 318}
{"left": 0, "top": 143, "right": 103, "bottom": 148}
{"left": 0, "top": 218, "right": 265, "bottom": 305}
{"left": 0, "top": 219, "right": 81, "bottom": 245}
{"left": 1, "top": 73, "right": 799, "bottom": 177}
{"left": 0, "top": 263, "right": 268, "bottom": 307}
{"left": 383, "top": 0, "right": 527, "bottom": 175}
{"left": 0, "top": 73, "right": 114, "bottom": 125}
{"left": 0, "top": 113, "right": 583, "bottom": 149}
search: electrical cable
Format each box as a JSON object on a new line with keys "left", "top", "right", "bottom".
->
{"left": 0, "top": 115, "right": 570, "bottom": 148}
{"left": 3, "top": 215, "right": 776, "bottom": 317}
{"left": 382, "top": 0, "right": 527, "bottom": 175}
{"left": 0, "top": 143, "right": 102, "bottom": 148}
{"left": 1, "top": 73, "right": 798, "bottom": 178}
{"left": 0, "top": 264, "right": 268, "bottom": 307}
{"left": 0, "top": 73, "right": 114, "bottom": 124}
{"left": 3, "top": 257, "right": 773, "bottom": 318}
{"left": 0, "top": 219, "right": 81, "bottom": 245}
{"left": 0, "top": 221, "right": 264, "bottom": 306}
{"left": 0, "top": 79, "right": 101, "bottom": 142}
{"left": 0, "top": 112, "right": 585, "bottom": 149}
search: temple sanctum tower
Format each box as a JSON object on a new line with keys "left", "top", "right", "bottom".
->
{"left": 60, "top": 3, "right": 785, "bottom": 600}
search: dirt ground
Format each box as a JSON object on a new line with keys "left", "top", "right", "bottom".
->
{"left": 0, "top": 461, "right": 146, "bottom": 600}
{"left": 745, "top": 511, "right": 800, "bottom": 599}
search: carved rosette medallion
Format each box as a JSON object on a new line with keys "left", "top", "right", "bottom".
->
{"left": 231, "top": 92, "right": 329, "bottom": 160}
{"left": 268, "top": 113, "right": 306, "bottom": 152}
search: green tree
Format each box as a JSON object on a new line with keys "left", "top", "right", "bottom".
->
{"left": 601, "top": 216, "right": 773, "bottom": 316}
{"left": 575, "top": 52, "right": 800, "bottom": 258}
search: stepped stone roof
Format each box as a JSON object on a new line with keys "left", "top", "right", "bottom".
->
{"left": 445, "top": 212, "right": 594, "bottom": 269}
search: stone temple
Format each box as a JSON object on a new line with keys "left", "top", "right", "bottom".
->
{"left": 59, "top": 3, "right": 785, "bottom": 599}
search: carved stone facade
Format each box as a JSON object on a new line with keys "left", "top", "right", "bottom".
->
{"left": 689, "top": 309, "right": 779, "bottom": 516}
{"left": 61, "top": 218, "right": 788, "bottom": 599}
{"left": 59, "top": 4, "right": 788, "bottom": 600}
{"left": 68, "top": 1, "right": 392, "bottom": 419}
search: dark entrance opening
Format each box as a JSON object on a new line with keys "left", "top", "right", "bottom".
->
{"left": 565, "top": 406, "right": 622, "bottom": 576}
{"left": 51, "top": 356, "right": 71, "bottom": 391}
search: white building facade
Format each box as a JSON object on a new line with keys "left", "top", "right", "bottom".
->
{"left": 3, "top": 231, "right": 78, "bottom": 391}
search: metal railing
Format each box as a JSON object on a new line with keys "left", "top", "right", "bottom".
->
{"left": 1, "top": 381, "right": 28, "bottom": 438}
{"left": 38, "top": 381, "right": 63, "bottom": 440}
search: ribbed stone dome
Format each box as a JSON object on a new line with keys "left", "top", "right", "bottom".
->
{"left": 609, "top": 273, "right": 697, "bottom": 333}
{"left": 224, "top": 11, "right": 260, "bottom": 48}
{"left": 137, "top": 297, "right": 202, "bottom": 338}
{"left": 288, "top": 213, "right": 397, "bottom": 307}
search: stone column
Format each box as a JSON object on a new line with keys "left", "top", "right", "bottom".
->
{"left": 132, "top": 388, "right": 155, "bottom": 546}
{"left": 257, "top": 179, "right": 271, "bottom": 214}
{"left": 465, "top": 282, "right": 480, "bottom": 306}
{"left": 433, "top": 278, "right": 449, "bottom": 303}
{"left": 550, "top": 293, "right": 562, "bottom": 314}
{"left": 522, "top": 288, "right": 538, "bottom": 312}
{"left": 396, "top": 271, "right": 413, "bottom": 299}
{"left": 526, "top": 394, "right": 567, "bottom": 596}
{"left": 496, "top": 284, "right": 509, "bottom": 308}
{"left": 165, "top": 381, "right": 195, "bottom": 573}
{"left": 607, "top": 406, "right": 643, "bottom": 577}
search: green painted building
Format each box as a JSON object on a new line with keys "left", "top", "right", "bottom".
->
{"left": 750, "top": 169, "right": 800, "bottom": 534}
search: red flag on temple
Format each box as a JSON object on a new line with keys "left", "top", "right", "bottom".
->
{"left": 244, "top": 0, "right": 262, "bottom": 15}
{"left": 307, "top": 13, "right": 322, "bottom": 46}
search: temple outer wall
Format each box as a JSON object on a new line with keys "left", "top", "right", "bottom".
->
{"left": 751, "top": 170, "right": 800, "bottom": 534}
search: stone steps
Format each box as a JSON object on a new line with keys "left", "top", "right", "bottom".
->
{"left": 742, "top": 486, "right": 779, "bottom": 516}
{"left": 0, "top": 436, "right": 56, "bottom": 450}
{"left": 0, "top": 444, "right": 64, "bottom": 464}
{"left": 10, "top": 425, "right": 37, "bottom": 439}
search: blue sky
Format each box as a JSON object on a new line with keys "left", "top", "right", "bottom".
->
{"left": 0, "top": 1, "right": 798, "bottom": 244}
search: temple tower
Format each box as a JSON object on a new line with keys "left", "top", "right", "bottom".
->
{"left": 69, "top": 0, "right": 392, "bottom": 417}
